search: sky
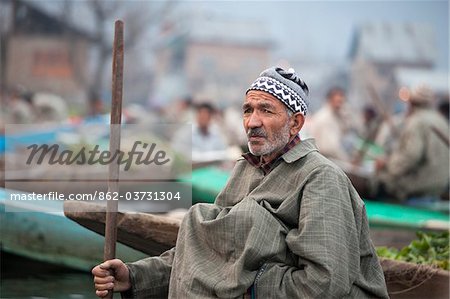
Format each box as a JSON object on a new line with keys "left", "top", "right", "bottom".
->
{"left": 181, "top": 1, "right": 449, "bottom": 70}
{"left": 16, "top": 0, "right": 448, "bottom": 69}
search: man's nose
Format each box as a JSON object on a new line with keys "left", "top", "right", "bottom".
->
{"left": 247, "top": 112, "right": 262, "bottom": 128}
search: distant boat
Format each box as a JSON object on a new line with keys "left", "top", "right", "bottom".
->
{"left": 0, "top": 188, "right": 147, "bottom": 272}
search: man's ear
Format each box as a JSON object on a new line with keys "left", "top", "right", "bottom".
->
{"left": 290, "top": 113, "right": 305, "bottom": 136}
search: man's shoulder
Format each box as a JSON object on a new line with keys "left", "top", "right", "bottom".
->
{"left": 305, "top": 152, "right": 347, "bottom": 175}
{"left": 407, "top": 109, "right": 448, "bottom": 130}
{"left": 290, "top": 147, "right": 349, "bottom": 180}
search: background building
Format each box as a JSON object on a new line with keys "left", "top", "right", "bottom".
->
{"left": 348, "top": 22, "right": 446, "bottom": 112}
{"left": 2, "top": 0, "right": 93, "bottom": 105}
{"left": 152, "top": 15, "right": 272, "bottom": 107}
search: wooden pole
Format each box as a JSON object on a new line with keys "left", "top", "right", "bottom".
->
{"left": 104, "top": 20, "right": 124, "bottom": 299}
{"left": 365, "top": 83, "right": 400, "bottom": 138}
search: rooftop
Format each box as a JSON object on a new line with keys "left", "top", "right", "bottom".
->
{"left": 350, "top": 22, "right": 437, "bottom": 66}
{"left": 395, "top": 68, "right": 449, "bottom": 95}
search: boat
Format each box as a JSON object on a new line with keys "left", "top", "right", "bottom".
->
{"left": 9, "top": 161, "right": 443, "bottom": 270}
{"left": 0, "top": 188, "right": 148, "bottom": 272}
{"left": 65, "top": 166, "right": 448, "bottom": 252}
{"left": 64, "top": 201, "right": 449, "bottom": 254}
{"left": 64, "top": 201, "right": 180, "bottom": 256}
{"left": 380, "top": 258, "right": 449, "bottom": 299}
{"left": 63, "top": 164, "right": 449, "bottom": 298}
{"left": 64, "top": 202, "right": 450, "bottom": 298}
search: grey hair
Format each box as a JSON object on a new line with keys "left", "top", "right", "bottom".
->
{"left": 285, "top": 107, "right": 294, "bottom": 117}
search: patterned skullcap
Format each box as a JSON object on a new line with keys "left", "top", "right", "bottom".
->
{"left": 247, "top": 67, "right": 310, "bottom": 115}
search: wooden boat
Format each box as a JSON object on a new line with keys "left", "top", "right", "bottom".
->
{"left": 64, "top": 201, "right": 449, "bottom": 299}
{"left": 0, "top": 188, "right": 148, "bottom": 272}
{"left": 64, "top": 196, "right": 449, "bottom": 256}
{"left": 63, "top": 201, "right": 181, "bottom": 256}
{"left": 63, "top": 166, "right": 449, "bottom": 253}
{"left": 380, "top": 258, "right": 449, "bottom": 299}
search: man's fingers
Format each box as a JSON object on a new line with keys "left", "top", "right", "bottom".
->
{"left": 93, "top": 259, "right": 128, "bottom": 297}
{"left": 96, "top": 289, "right": 108, "bottom": 298}
{"left": 92, "top": 267, "right": 111, "bottom": 278}
{"left": 100, "top": 259, "right": 123, "bottom": 270}
{"left": 94, "top": 276, "right": 114, "bottom": 284}
{"left": 94, "top": 282, "right": 114, "bottom": 291}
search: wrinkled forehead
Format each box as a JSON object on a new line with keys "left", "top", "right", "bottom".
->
{"left": 244, "top": 90, "right": 284, "bottom": 108}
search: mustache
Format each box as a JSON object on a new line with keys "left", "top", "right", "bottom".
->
{"left": 247, "top": 128, "right": 267, "bottom": 138}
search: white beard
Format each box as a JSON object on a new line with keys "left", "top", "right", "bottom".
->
{"left": 248, "top": 121, "right": 291, "bottom": 156}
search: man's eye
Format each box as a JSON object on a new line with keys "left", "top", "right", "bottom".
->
{"left": 263, "top": 109, "right": 272, "bottom": 113}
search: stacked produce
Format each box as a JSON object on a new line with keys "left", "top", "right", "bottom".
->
{"left": 377, "top": 231, "right": 449, "bottom": 270}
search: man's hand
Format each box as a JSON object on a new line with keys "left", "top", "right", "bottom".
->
{"left": 92, "top": 259, "right": 131, "bottom": 298}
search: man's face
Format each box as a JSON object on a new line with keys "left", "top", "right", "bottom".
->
{"left": 329, "top": 91, "right": 345, "bottom": 112}
{"left": 243, "top": 90, "right": 291, "bottom": 157}
{"left": 197, "top": 107, "right": 212, "bottom": 131}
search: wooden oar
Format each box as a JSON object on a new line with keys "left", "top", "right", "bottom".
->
{"left": 104, "top": 20, "right": 124, "bottom": 299}
{"left": 365, "top": 83, "right": 400, "bottom": 138}
{"left": 351, "top": 83, "right": 400, "bottom": 166}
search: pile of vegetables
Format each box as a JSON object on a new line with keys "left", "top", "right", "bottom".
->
{"left": 376, "top": 231, "right": 449, "bottom": 270}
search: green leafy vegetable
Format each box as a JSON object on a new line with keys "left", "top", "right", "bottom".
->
{"left": 376, "top": 231, "right": 449, "bottom": 270}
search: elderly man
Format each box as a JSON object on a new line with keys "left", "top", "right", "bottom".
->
{"left": 374, "top": 85, "right": 449, "bottom": 200}
{"left": 93, "top": 67, "right": 388, "bottom": 298}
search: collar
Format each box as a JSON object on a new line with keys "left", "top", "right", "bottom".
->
{"left": 281, "top": 138, "right": 318, "bottom": 163}
{"left": 243, "top": 135, "right": 309, "bottom": 175}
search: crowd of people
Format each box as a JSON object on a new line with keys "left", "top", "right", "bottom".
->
{"left": 164, "top": 82, "right": 449, "bottom": 203}
{"left": 1, "top": 86, "right": 69, "bottom": 125}
{"left": 2, "top": 73, "right": 449, "bottom": 203}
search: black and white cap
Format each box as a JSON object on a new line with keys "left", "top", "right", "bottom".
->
{"left": 247, "top": 67, "right": 310, "bottom": 115}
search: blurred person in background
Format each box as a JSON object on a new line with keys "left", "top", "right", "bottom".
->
{"left": 359, "top": 105, "right": 380, "bottom": 141}
{"left": 6, "top": 87, "right": 35, "bottom": 124}
{"left": 192, "top": 102, "right": 227, "bottom": 153}
{"left": 88, "top": 91, "right": 106, "bottom": 117}
{"left": 369, "top": 100, "right": 408, "bottom": 156}
{"left": 310, "top": 87, "right": 356, "bottom": 161}
{"left": 373, "top": 85, "right": 449, "bottom": 201}
{"left": 223, "top": 104, "right": 248, "bottom": 149}
{"left": 172, "top": 102, "right": 228, "bottom": 163}
{"left": 165, "top": 96, "right": 195, "bottom": 124}
{"left": 33, "top": 92, "right": 68, "bottom": 123}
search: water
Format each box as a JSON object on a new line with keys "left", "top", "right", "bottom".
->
{"left": 1, "top": 252, "right": 97, "bottom": 299}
